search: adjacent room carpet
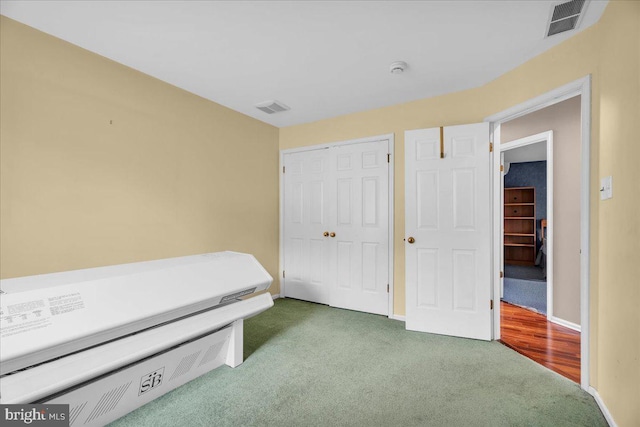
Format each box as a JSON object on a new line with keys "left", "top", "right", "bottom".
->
{"left": 504, "top": 264, "right": 546, "bottom": 281}
{"left": 503, "top": 277, "right": 547, "bottom": 315}
{"left": 110, "top": 298, "right": 605, "bottom": 427}
{"left": 503, "top": 265, "right": 547, "bottom": 314}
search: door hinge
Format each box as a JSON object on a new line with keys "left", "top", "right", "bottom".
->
{"left": 490, "top": 300, "right": 494, "bottom": 310}
{"left": 282, "top": 166, "right": 285, "bottom": 173}
{"left": 387, "top": 153, "right": 391, "bottom": 163}
{"left": 387, "top": 284, "right": 389, "bottom": 293}
{"left": 282, "top": 270, "right": 285, "bottom": 278}
{"left": 499, "top": 271, "right": 504, "bottom": 278}
{"left": 489, "top": 142, "right": 493, "bottom": 152}
{"left": 500, "top": 164, "right": 504, "bottom": 172}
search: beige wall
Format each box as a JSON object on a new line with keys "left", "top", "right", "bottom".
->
{"left": 2, "top": 1, "right": 638, "bottom": 424}
{"left": 595, "top": 1, "right": 640, "bottom": 424}
{"left": 281, "top": 2, "right": 639, "bottom": 424}
{"left": 0, "top": 17, "right": 281, "bottom": 296}
{"left": 502, "top": 96, "right": 581, "bottom": 325}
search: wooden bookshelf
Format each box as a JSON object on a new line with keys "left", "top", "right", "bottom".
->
{"left": 504, "top": 187, "right": 536, "bottom": 266}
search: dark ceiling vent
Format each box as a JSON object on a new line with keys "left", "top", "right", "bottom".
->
{"left": 255, "top": 100, "right": 290, "bottom": 114}
{"left": 546, "top": 0, "right": 588, "bottom": 37}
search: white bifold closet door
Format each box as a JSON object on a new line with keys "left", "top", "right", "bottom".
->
{"left": 283, "top": 140, "right": 389, "bottom": 316}
{"left": 283, "top": 148, "right": 332, "bottom": 305}
{"left": 405, "top": 123, "right": 492, "bottom": 340}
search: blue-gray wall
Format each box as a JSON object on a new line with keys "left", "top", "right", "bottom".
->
{"left": 505, "top": 161, "right": 547, "bottom": 252}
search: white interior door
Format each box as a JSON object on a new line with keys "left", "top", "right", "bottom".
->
{"left": 330, "top": 140, "right": 389, "bottom": 315}
{"left": 282, "top": 139, "right": 390, "bottom": 315}
{"left": 283, "top": 149, "right": 333, "bottom": 304}
{"left": 405, "top": 123, "right": 492, "bottom": 340}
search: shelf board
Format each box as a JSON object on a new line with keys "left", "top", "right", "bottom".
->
{"left": 504, "top": 243, "right": 535, "bottom": 247}
{"left": 504, "top": 203, "right": 535, "bottom": 206}
{"left": 504, "top": 217, "right": 535, "bottom": 219}
{"left": 504, "top": 233, "right": 535, "bottom": 237}
{"left": 505, "top": 260, "right": 536, "bottom": 266}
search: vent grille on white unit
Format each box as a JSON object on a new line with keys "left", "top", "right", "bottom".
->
{"left": 199, "top": 342, "right": 225, "bottom": 367}
{"left": 546, "top": 0, "right": 588, "bottom": 37}
{"left": 84, "top": 381, "right": 131, "bottom": 424}
{"left": 69, "top": 401, "right": 88, "bottom": 426}
{"left": 169, "top": 351, "right": 201, "bottom": 381}
{"left": 255, "top": 100, "right": 290, "bottom": 114}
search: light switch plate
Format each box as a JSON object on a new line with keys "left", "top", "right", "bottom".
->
{"left": 600, "top": 176, "right": 612, "bottom": 200}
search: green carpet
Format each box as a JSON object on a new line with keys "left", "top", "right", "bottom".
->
{"left": 110, "top": 298, "right": 606, "bottom": 427}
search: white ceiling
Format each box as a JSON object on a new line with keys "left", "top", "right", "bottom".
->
{"left": 1, "top": 1, "right": 608, "bottom": 128}
{"left": 504, "top": 142, "right": 547, "bottom": 165}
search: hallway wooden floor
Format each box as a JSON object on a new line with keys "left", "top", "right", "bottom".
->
{"left": 499, "top": 301, "right": 581, "bottom": 383}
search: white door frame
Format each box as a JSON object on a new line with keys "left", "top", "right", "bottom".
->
{"left": 499, "top": 132, "right": 554, "bottom": 322}
{"left": 279, "top": 134, "right": 395, "bottom": 318}
{"left": 485, "top": 75, "right": 591, "bottom": 391}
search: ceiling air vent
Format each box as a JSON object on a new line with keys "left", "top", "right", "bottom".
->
{"left": 546, "top": 0, "right": 588, "bottom": 37}
{"left": 255, "top": 100, "right": 290, "bottom": 114}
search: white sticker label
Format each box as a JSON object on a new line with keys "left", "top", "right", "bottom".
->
{"left": 1, "top": 298, "right": 51, "bottom": 338}
{"left": 8, "top": 299, "right": 46, "bottom": 314}
{"left": 0, "top": 292, "right": 85, "bottom": 338}
{"left": 48, "top": 292, "right": 85, "bottom": 316}
{"left": 1, "top": 317, "right": 52, "bottom": 338}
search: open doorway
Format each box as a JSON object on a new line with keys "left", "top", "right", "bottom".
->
{"left": 490, "top": 90, "right": 585, "bottom": 385}
{"left": 502, "top": 140, "right": 549, "bottom": 315}
{"left": 497, "top": 132, "right": 582, "bottom": 383}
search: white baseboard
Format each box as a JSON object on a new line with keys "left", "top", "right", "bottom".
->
{"left": 589, "top": 387, "right": 617, "bottom": 427}
{"left": 549, "top": 315, "right": 581, "bottom": 332}
{"left": 389, "top": 314, "right": 406, "bottom": 322}
{"left": 270, "top": 293, "right": 281, "bottom": 300}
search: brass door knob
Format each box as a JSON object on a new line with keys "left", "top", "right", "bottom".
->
{"left": 330, "top": 232, "right": 336, "bottom": 238}
{"left": 323, "top": 231, "right": 329, "bottom": 237}
{"left": 407, "top": 237, "right": 415, "bottom": 244}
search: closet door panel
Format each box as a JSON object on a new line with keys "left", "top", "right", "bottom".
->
{"left": 283, "top": 150, "right": 333, "bottom": 304}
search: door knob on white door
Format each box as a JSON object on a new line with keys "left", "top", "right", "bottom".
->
{"left": 330, "top": 232, "right": 336, "bottom": 238}
{"left": 323, "top": 231, "right": 329, "bottom": 237}
{"left": 407, "top": 237, "right": 415, "bottom": 244}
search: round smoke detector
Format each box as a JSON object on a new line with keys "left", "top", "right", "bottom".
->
{"left": 390, "top": 61, "right": 408, "bottom": 74}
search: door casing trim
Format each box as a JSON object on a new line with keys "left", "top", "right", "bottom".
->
{"left": 499, "top": 131, "right": 554, "bottom": 324}
{"left": 485, "top": 75, "right": 591, "bottom": 391}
